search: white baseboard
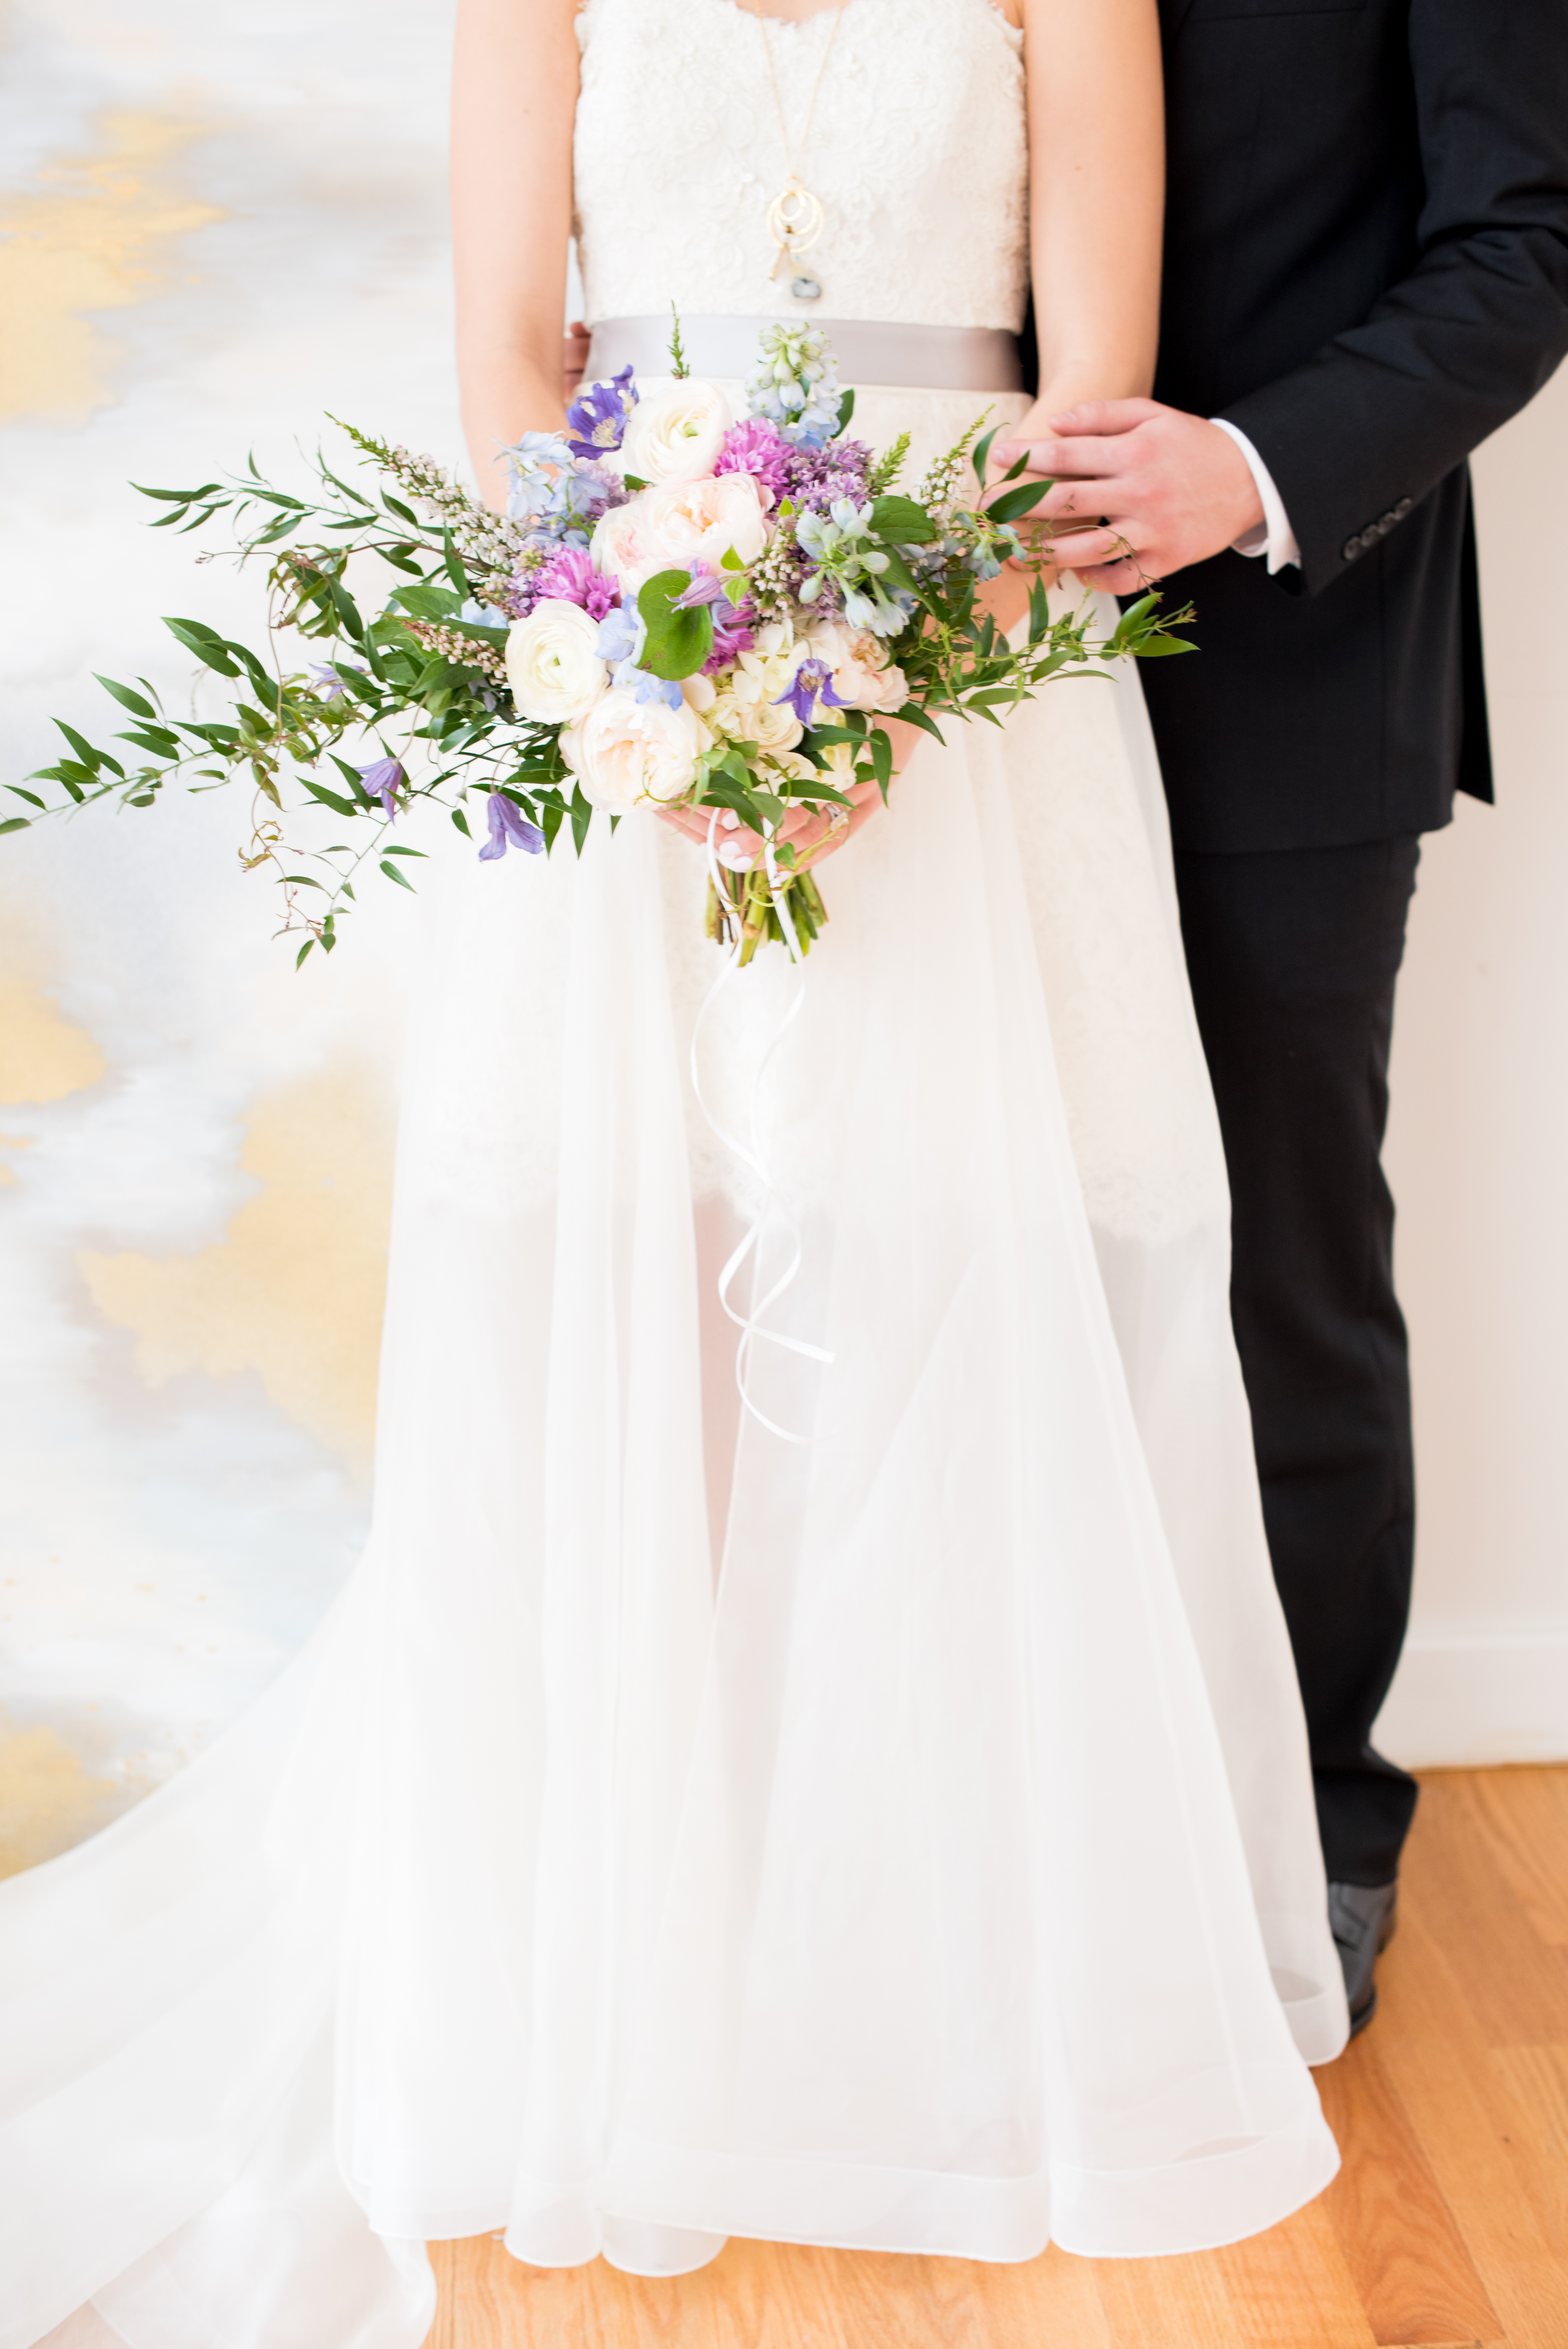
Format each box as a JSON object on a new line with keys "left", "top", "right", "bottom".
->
{"left": 1372, "top": 1627, "right": 1568, "bottom": 1769}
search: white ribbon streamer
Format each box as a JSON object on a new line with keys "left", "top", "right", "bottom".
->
{"left": 689, "top": 811, "right": 834, "bottom": 1444}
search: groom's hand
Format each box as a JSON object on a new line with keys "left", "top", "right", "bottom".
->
{"left": 993, "top": 400, "right": 1264, "bottom": 591}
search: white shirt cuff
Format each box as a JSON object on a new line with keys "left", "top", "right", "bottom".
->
{"left": 1210, "top": 418, "right": 1302, "bottom": 573}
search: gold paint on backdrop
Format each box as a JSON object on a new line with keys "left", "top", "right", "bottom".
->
{"left": 0, "top": 1722, "right": 121, "bottom": 1879}
{"left": 0, "top": 108, "right": 224, "bottom": 424}
{"left": 0, "top": 1132, "right": 37, "bottom": 1186}
{"left": 0, "top": 979, "right": 107, "bottom": 1104}
{"left": 79, "top": 1064, "right": 397, "bottom": 1466}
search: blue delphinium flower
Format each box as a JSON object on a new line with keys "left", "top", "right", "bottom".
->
{"left": 565, "top": 362, "right": 638, "bottom": 461}
{"left": 774, "top": 656, "right": 846, "bottom": 729}
{"left": 595, "top": 601, "right": 682, "bottom": 711}
{"left": 458, "top": 595, "right": 513, "bottom": 629}
{"left": 478, "top": 792, "right": 545, "bottom": 861}
{"left": 504, "top": 431, "right": 622, "bottom": 546}
{"left": 356, "top": 755, "right": 405, "bottom": 820}
{"left": 794, "top": 500, "right": 909, "bottom": 636}
{"left": 746, "top": 322, "right": 844, "bottom": 449}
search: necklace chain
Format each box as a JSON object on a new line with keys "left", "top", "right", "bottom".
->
{"left": 750, "top": 2, "right": 849, "bottom": 296}
{"left": 751, "top": 2, "right": 847, "bottom": 183}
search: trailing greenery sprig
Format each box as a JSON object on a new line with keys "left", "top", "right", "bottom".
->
{"left": 8, "top": 396, "right": 1192, "bottom": 967}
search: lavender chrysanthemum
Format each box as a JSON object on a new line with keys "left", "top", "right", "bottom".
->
{"left": 532, "top": 545, "right": 620, "bottom": 620}
{"left": 714, "top": 417, "right": 792, "bottom": 502}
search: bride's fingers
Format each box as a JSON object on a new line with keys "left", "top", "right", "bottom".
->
{"left": 1044, "top": 522, "right": 1139, "bottom": 572}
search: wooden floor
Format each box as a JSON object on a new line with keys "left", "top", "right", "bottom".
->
{"left": 428, "top": 1766, "right": 1568, "bottom": 2349}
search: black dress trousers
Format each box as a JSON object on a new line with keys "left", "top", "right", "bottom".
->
{"left": 1172, "top": 837, "right": 1424, "bottom": 1888}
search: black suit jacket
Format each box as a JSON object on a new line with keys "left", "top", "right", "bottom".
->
{"left": 1134, "top": 0, "right": 1568, "bottom": 853}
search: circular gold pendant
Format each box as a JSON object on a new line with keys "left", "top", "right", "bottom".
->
{"left": 767, "top": 175, "right": 826, "bottom": 281}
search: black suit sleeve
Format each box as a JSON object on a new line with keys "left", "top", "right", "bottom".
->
{"left": 1217, "top": 0, "right": 1568, "bottom": 598}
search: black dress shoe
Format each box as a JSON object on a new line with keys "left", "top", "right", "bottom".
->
{"left": 1328, "top": 1879, "right": 1399, "bottom": 2037}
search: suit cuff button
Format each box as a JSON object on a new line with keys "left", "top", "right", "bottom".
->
{"left": 1343, "top": 534, "right": 1364, "bottom": 562}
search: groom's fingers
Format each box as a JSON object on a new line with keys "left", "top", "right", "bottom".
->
{"left": 1046, "top": 397, "right": 1162, "bottom": 437}
{"left": 992, "top": 399, "right": 1155, "bottom": 474}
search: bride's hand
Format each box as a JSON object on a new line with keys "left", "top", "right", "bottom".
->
{"left": 656, "top": 714, "right": 928, "bottom": 866}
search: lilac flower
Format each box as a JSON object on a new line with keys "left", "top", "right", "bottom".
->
{"left": 784, "top": 437, "right": 873, "bottom": 511}
{"left": 774, "top": 657, "right": 846, "bottom": 729}
{"left": 356, "top": 756, "right": 405, "bottom": 820}
{"left": 310, "top": 663, "right": 352, "bottom": 701}
{"left": 533, "top": 544, "right": 620, "bottom": 620}
{"left": 565, "top": 362, "right": 638, "bottom": 461}
{"left": 478, "top": 792, "right": 546, "bottom": 862}
{"left": 714, "top": 417, "right": 793, "bottom": 503}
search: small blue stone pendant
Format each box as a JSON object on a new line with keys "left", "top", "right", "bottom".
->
{"left": 790, "top": 274, "right": 823, "bottom": 302}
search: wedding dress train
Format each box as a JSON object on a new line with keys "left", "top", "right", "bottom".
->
{"left": 4, "top": 3, "right": 1346, "bottom": 2342}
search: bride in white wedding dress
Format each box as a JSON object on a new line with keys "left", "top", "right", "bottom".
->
{"left": 3, "top": 3, "right": 1350, "bottom": 2342}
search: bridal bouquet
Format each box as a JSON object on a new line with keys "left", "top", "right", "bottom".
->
{"left": 9, "top": 318, "right": 1188, "bottom": 965}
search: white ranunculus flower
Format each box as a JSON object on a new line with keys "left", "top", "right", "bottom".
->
{"left": 707, "top": 679, "right": 803, "bottom": 754}
{"left": 560, "top": 688, "right": 708, "bottom": 811}
{"left": 621, "top": 378, "right": 734, "bottom": 484}
{"left": 593, "top": 472, "right": 772, "bottom": 595}
{"left": 589, "top": 501, "right": 663, "bottom": 596}
{"left": 505, "top": 598, "right": 608, "bottom": 725}
{"left": 804, "top": 618, "right": 909, "bottom": 714}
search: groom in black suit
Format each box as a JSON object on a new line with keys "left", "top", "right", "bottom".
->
{"left": 1000, "top": 0, "right": 1568, "bottom": 2030}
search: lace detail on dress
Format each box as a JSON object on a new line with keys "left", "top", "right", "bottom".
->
{"left": 574, "top": 0, "right": 1027, "bottom": 332}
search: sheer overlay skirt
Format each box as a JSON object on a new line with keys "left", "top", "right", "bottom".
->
{"left": 3, "top": 389, "right": 1345, "bottom": 2348}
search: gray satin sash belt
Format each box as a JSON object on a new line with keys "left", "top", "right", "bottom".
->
{"left": 585, "top": 315, "right": 1024, "bottom": 395}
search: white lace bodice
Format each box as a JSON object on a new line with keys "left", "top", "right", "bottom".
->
{"left": 574, "top": 0, "right": 1028, "bottom": 332}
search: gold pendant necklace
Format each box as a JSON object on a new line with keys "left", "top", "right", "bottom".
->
{"left": 751, "top": 3, "right": 848, "bottom": 303}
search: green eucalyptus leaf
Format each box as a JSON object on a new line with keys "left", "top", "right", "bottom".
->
{"left": 391, "top": 581, "right": 464, "bottom": 623}
{"left": 971, "top": 424, "right": 1004, "bottom": 485}
{"left": 94, "top": 674, "right": 157, "bottom": 721}
{"left": 164, "top": 618, "right": 241, "bottom": 678}
{"left": 985, "top": 478, "right": 1052, "bottom": 526}
{"left": 869, "top": 494, "right": 937, "bottom": 545}
{"left": 637, "top": 570, "right": 714, "bottom": 680}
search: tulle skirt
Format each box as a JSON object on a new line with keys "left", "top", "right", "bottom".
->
{"left": 3, "top": 391, "right": 1346, "bottom": 2349}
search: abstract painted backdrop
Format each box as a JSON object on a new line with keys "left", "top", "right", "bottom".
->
{"left": 2, "top": 0, "right": 1566, "bottom": 1883}
{"left": 0, "top": 0, "right": 460, "bottom": 1871}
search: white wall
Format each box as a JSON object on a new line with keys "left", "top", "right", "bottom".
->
{"left": 1376, "top": 366, "right": 1568, "bottom": 1765}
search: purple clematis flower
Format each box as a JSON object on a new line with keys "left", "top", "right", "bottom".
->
{"left": 357, "top": 756, "right": 405, "bottom": 820}
{"left": 311, "top": 663, "right": 354, "bottom": 701}
{"left": 774, "top": 657, "right": 846, "bottom": 729}
{"left": 672, "top": 566, "right": 735, "bottom": 611}
{"left": 564, "top": 362, "right": 638, "bottom": 461}
{"left": 478, "top": 792, "right": 545, "bottom": 862}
